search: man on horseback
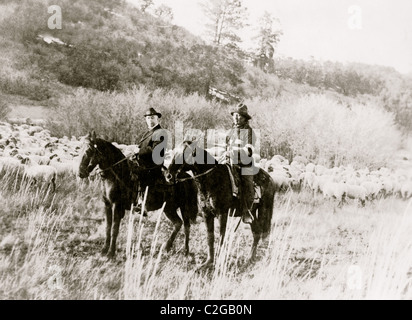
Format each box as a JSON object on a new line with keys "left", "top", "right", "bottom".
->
{"left": 225, "top": 103, "right": 257, "bottom": 224}
{"left": 132, "top": 107, "right": 168, "bottom": 211}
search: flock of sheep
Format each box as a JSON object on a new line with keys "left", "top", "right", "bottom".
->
{"left": 1, "top": 121, "right": 412, "bottom": 207}
{"left": 260, "top": 154, "right": 412, "bottom": 206}
{"left": 0, "top": 121, "right": 82, "bottom": 190}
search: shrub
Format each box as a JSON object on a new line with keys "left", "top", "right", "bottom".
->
{"left": 0, "top": 100, "right": 11, "bottom": 120}
{"left": 252, "top": 94, "right": 401, "bottom": 168}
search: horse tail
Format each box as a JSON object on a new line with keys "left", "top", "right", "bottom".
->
{"left": 259, "top": 169, "right": 276, "bottom": 237}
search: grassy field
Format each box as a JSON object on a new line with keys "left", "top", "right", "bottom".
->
{"left": 0, "top": 167, "right": 411, "bottom": 300}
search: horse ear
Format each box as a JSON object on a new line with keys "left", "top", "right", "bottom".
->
{"left": 191, "top": 141, "right": 198, "bottom": 157}
{"left": 91, "top": 130, "right": 97, "bottom": 142}
{"left": 85, "top": 131, "right": 91, "bottom": 142}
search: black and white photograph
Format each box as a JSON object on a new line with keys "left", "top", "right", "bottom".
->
{"left": 0, "top": 0, "right": 411, "bottom": 302}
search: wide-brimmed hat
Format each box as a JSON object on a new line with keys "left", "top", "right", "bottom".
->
{"left": 230, "top": 103, "right": 251, "bottom": 120}
{"left": 143, "top": 107, "right": 162, "bottom": 118}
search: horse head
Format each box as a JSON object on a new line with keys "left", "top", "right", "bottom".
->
{"left": 165, "top": 141, "right": 217, "bottom": 183}
{"left": 78, "top": 131, "right": 105, "bottom": 178}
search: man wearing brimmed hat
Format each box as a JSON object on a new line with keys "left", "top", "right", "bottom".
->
{"left": 132, "top": 107, "right": 168, "bottom": 211}
{"left": 225, "top": 103, "right": 257, "bottom": 224}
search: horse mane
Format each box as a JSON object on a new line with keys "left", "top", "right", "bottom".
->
{"left": 95, "top": 138, "right": 126, "bottom": 163}
{"left": 184, "top": 142, "right": 218, "bottom": 166}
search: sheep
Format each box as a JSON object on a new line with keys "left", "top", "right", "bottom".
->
{"left": 270, "top": 173, "right": 292, "bottom": 192}
{"left": 380, "top": 178, "right": 394, "bottom": 198}
{"left": 259, "top": 158, "right": 267, "bottom": 169}
{"left": 305, "top": 162, "right": 315, "bottom": 173}
{"left": 49, "top": 157, "right": 78, "bottom": 176}
{"left": 400, "top": 181, "right": 412, "bottom": 199}
{"left": 22, "top": 159, "right": 57, "bottom": 192}
{"left": 292, "top": 155, "right": 308, "bottom": 165}
{"left": 21, "top": 154, "right": 52, "bottom": 165}
{"left": 361, "top": 180, "right": 383, "bottom": 200}
{"left": 313, "top": 174, "right": 332, "bottom": 194}
{"left": 299, "top": 171, "right": 316, "bottom": 190}
{"left": 269, "top": 168, "right": 293, "bottom": 192}
{"left": 345, "top": 184, "right": 367, "bottom": 206}
{"left": 0, "top": 156, "right": 24, "bottom": 173}
{"left": 315, "top": 164, "right": 327, "bottom": 175}
{"left": 322, "top": 181, "right": 347, "bottom": 206}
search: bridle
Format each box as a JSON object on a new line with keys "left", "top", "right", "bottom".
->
{"left": 166, "top": 144, "right": 216, "bottom": 184}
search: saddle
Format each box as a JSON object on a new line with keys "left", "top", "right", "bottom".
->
{"left": 226, "top": 164, "right": 261, "bottom": 204}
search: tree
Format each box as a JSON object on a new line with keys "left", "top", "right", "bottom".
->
{"left": 137, "top": 0, "right": 153, "bottom": 13}
{"left": 154, "top": 4, "right": 174, "bottom": 23}
{"left": 201, "top": 0, "right": 248, "bottom": 46}
{"left": 252, "top": 11, "right": 282, "bottom": 72}
{"left": 256, "top": 12, "right": 282, "bottom": 55}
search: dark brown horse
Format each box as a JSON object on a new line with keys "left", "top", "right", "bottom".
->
{"left": 78, "top": 132, "right": 198, "bottom": 258}
{"left": 166, "top": 141, "right": 276, "bottom": 267}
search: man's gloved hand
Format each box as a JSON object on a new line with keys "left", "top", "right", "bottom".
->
{"left": 131, "top": 146, "right": 140, "bottom": 160}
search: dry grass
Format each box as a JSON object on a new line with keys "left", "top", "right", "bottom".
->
{"left": 0, "top": 167, "right": 411, "bottom": 300}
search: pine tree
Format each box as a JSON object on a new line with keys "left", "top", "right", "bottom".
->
{"left": 201, "top": 0, "right": 248, "bottom": 46}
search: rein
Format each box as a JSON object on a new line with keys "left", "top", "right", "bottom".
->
{"left": 175, "top": 167, "right": 216, "bottom": 183}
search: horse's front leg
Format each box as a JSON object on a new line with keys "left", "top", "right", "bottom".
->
{"left": 199, "top": 212, "right": 215, "bottom": 270}
{"left": 101, "top": 197, "right": 112, "bottom": 256}
{"left": 183, "top": 219, "right": 190, "bottom": 256}
{"left": 218, "top": 210, "right": 228, "bottom": 247}
{"left": 163, "top": 205, "right": 183, "bottom": 253}
{"left": 107, "top": 203, "right": 123, "bottom": 259}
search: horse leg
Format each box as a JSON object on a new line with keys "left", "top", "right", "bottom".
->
{"left": 101, "top": 198, "right": 112, "bottom": 256}
{"left": 218, "top": 210, "right": 228, "bottom": 247}
{"left": 107, "top": 203, "right": 123, "bottom": 258}
{"left": 183, "top": 218, "right": 191, "bottom": 256}
{"left": 163, "top": 207, "right": 183, "bottom": 253}
{"left": 200, "top": 213, "right": 215, "bottom": 269}
{"left": 51, "top": 176, "right": 56, "bottom": 192}
{"left": 249, "top": 229, "right": 261, "bottom": 263}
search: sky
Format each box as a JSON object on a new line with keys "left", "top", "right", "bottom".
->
{"left": 128, "top": 0, "right": 412, "bottom": 74}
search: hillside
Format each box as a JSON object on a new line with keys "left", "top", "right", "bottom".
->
{"left": 0, "top": 0, "right": 412, "bottom": 167}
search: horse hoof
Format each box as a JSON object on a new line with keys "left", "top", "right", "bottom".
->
{"left": 106, "top": 250, "right": 116, "bottom": 259}
{"left": 164, "top": 243, "right": 172, "bottom": 253}
{"left": 101, "top": 248, "right": 109, "bottom": 256}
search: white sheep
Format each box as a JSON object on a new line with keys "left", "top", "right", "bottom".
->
{"left": 321, "top": 181, "right": 347, "bottom": 206}
{"left": 361, "top": 180, "right": 383, "bottom": 200}
{"left": 49, "top": 157, "right": 78, "bottom": 176}
{"left": 22, "top": 160, "right": 57, "bottom": 192}
{"left": 269, "top": 170, "right": 292, "bottom": 192}
{"left": 315, "top": 164, "right": 327, "bottom": 175}
{"left": 345, "top": 184, "right": 367, "bottom": 206}
{"left": 400, "top": 181, "right": 412, "bottom": 199}
{"left": 299, "top": 171, "right": 316, "bottom": 190}
{"left": 305, "top": 162, "right": 315, "bottom": 173}
{"left": 0, "top": 156, "right": 24, "bottom": 174}
{"left": 292, "top": 155, "right": 308, "bottom": 165}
